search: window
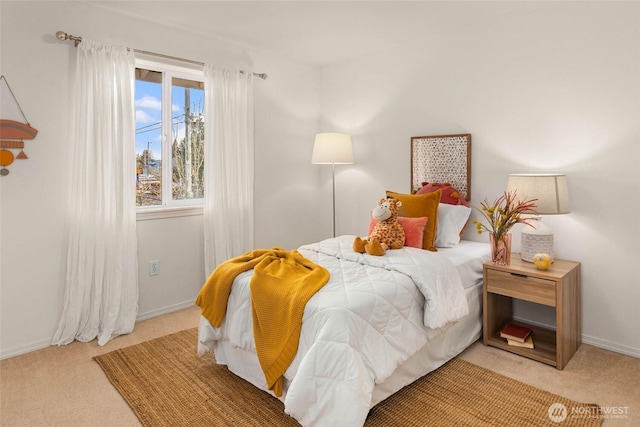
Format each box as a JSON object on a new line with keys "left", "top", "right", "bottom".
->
{"left": 135, "top": 59, "right": 205, "bottom": 212}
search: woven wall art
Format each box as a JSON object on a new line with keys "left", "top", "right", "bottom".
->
{"left": 411, "top": 134, "right": 471, "bottom": 201}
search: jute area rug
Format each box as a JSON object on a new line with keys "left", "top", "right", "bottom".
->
{"left": 95, "top": 328, "right": 602, "bottom": 427}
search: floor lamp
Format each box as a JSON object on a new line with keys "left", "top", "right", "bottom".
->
{"left": 312, "top": 133, "right": 354, "bottom": 237}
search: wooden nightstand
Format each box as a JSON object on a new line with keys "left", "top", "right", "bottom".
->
{"left": 483, "top": 256, "right": 581, "bottom": 369}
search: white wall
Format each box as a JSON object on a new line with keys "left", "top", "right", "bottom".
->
{"left": 0, "top": 1, "right": 322, "bottom": 358}
{"left": 250, "top": 51, "right": 324, "bottom": 250}
{"left": 320, "top": 2, "right": 640, "bottom": 356}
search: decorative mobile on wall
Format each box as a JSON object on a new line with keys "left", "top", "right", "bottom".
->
{"left": 0, "top": 75, "right": 38, "bottom": 176}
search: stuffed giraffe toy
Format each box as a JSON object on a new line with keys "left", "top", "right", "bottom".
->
{"left": 353, "top": 197, "right": 405, "bottom": 256}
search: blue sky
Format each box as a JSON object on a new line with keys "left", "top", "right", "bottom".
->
{"left": 134, "top": 80, "right": 204, "bottom": 161}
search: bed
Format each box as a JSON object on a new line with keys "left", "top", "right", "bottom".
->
{"left": 197, "top": 133, "right": 489, "bottom": 426}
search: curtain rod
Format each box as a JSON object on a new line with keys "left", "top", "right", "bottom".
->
{"left": 55, "top": 31, "right": 268, "bottom": 80}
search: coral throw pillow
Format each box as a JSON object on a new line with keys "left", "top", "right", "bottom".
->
{"left": 369, "top": 215, "right": 429, "bottom": 249}
{"left": 416, "top": 182, "right": 468, "bottom": 206}
{"left": 386, "top": 189, "right": 441, "bottom": 251}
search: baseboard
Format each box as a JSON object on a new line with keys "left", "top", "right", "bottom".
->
{"left": 136, "top": 300, "right": 196, "bottom": 322}
{"left": 0, "top": 338, "right": 52, "bottom": 360}
{"left": 512, "top": 315, "right": 555, "bottom": 331}
{"left": 0, "top": 300, "right": 197, "bottom": 360}
{"left": 581, "top": 334, "right": 640, "bottom": 359}
{"left": 512, "top": 316, "right": 640, "bottom": 359}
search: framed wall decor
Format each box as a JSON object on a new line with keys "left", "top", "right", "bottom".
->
{"left": 410, "top": 133, "right": 471, "bottom": 201}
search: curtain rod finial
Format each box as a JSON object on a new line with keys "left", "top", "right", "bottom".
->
{"left": 56, "top": 31, "right": 81, "bottom": 46}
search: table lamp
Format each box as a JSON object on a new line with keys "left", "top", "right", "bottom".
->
{"left": 507, "top": 174, "right": 570, "bottom": 262}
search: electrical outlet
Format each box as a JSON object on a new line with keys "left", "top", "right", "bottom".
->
{"left": 149, "top": 260, "right": 160, "bottom": 276}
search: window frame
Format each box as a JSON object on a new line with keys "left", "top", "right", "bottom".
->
{"left": 134, "top": 57, "right": 206, "bottom": 220}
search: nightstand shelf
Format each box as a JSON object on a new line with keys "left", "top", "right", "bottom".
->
{"left": 483, "top": 256, "right": 581, "bottom": 369}
{"left": 485, "top": 321, "right": 556, "bottom": 365}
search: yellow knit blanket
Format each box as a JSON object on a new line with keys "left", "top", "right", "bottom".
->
{"left": 195, "top": 248, "right": 330, "bottom": 397}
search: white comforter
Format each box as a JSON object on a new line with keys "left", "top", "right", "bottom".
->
{"left": 199, "top": 235, "right": 469, "bottom": 427}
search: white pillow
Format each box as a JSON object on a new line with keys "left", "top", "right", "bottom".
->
{"left": 435, "top": 203, "right": 472, "bottom": 248}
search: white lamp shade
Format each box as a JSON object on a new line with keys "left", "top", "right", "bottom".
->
{"left": 507, "top": 174, "right": 570, "bottom": 214}
{"left": 312, "top": 133, "right": 354, "bottom": 164}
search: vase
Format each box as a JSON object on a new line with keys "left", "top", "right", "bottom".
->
{"left": 490, "top": 233, "right": 512, "bottom": 266}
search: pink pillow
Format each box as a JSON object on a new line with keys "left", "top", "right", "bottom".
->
{"left": 369, "top": 214, "right": 429, "bottom": 249}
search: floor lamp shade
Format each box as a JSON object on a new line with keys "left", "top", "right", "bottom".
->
{"left": 312, "top": 133, "right": 354, "bottom": 164}
{"left": 312, "top": 133, "right": 354, "bottom": 238}
{"left": 507, "top": 174, "right": 571, "bottom": 262}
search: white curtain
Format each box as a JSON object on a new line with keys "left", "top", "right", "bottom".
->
{"left": 52, "top": 39, "right": 138, "bottom": 346}
{"left": 203, "top": 66, "right": 254, "bottom": 276}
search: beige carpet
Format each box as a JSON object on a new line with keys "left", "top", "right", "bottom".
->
{"left": 94, "top": 328, "right": 602, "bottom": 427}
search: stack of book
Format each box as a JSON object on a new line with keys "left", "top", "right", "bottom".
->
{"left": 500, "top": 323, "right": 534, "bottom": 348}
